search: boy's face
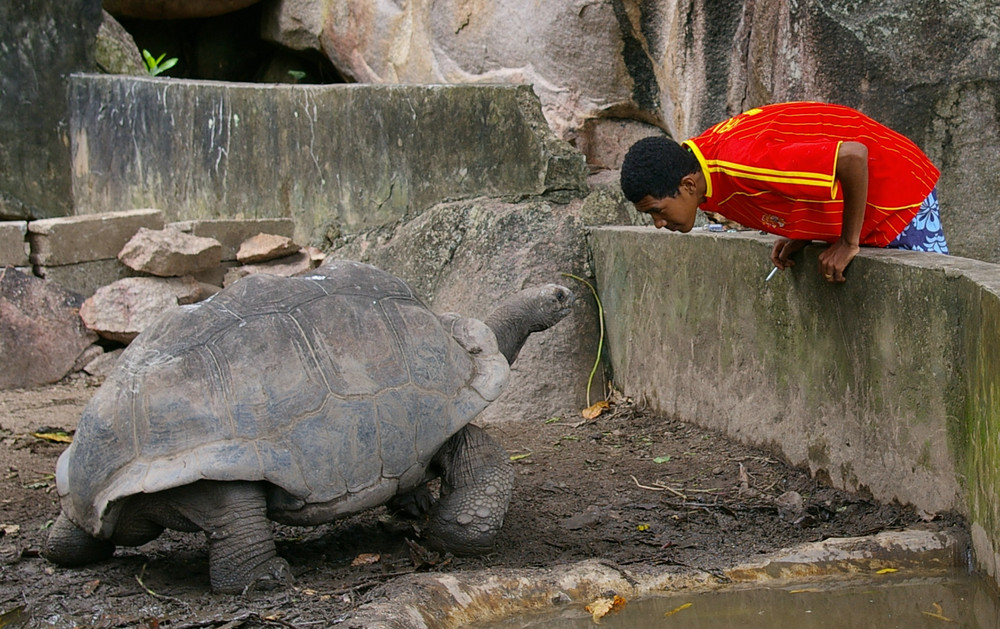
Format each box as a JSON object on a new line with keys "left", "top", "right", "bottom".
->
{"left": 633, "top": 173, "right": 704, "bottom": 232}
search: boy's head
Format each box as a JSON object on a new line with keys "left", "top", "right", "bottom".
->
{"left": 620, "top": 136, "right": 705, "bottom": 233}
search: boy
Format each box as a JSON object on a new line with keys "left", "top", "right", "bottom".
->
{"left": 620, "top": 102, "right": 949, "bottom": 283}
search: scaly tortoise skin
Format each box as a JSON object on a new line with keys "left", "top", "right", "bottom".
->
{"left": 45, "top": 260, "right": 574, "bottom": 592}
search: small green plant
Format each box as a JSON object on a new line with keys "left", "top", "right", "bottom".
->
{"left": 142, "top": 49, "right": 178, "bottom": 76}
{"left": 287, "top": 70, "right": 307, "bottom": 82}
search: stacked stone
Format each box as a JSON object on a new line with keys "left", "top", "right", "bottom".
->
{"left": 1, "top": 212, "right": 325, "bottom": 389}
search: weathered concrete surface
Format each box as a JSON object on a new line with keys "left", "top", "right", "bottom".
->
{"left": 0, "top": 222, "right": 29, "bottom": 267}
{"left": 347, "top": 527, "right": 967, "bottom": 628}
{"left": 0, "top": 0, "right": 102, "bottom": 219}
{"left": 27, "top": 209, "right": 165, "bottom": 266}
{"left": 589, "top": 226, "right": 1000, "bottom": 580}
{"left": 68, "top": 76, "right": 588, "bottom": 246}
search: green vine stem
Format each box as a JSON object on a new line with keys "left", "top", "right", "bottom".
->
{"left": 562, "top": 273, "right": 605, "bottom": 408}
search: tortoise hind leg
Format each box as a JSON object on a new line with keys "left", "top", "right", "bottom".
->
{"left": 162, "top": 481, "right": 291, "bottom": 593}
{"left": 427, "top": 424, "right": 515, "bottom": 555}
{"left": 43, "top": 513, "right": 115, "bottom": 566}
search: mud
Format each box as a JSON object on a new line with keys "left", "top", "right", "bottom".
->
{"left": 0, "top": 378, "right": 961, "bottom": 627}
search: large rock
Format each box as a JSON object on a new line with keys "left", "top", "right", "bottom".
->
{"left": 103, "top": 0, "right": 260, "bottom": 19}
{"left": 0, "top": 0, "right": 102, "bottom": 219}
{"left": 327, "top": 195, "right": 613, "bottom": 423}
{"left": 118, "top": 227, "right": 223, "bottom": 277}
{"left": 80, "top": 276, "right": 217, "bottom": 343}
{"left": 95, "top": 10, "right": 146, "bottom": 75}
{"left": 261, "top": 0, "right": 643, "bottom": 139}
{"left": 0, "top": 267, "right": 98, "bottom": 389}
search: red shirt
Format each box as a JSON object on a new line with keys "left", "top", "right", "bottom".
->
{"left": 683, "top": 102, "right": 940, "bottom": 246}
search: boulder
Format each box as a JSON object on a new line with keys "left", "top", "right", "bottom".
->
{"left": 95, "top": 10, "right": 145, "bottom": 75}
{"left": 326, "top": 195, "right": 605, "bottom": 424}
{"left": 80, "top": 276, "right": 217, "bottom": 343}
{"left": 260, "top": 0, "right": 640, "bottom": 139}
{"left": 118, "top": 227, "right": 223, "bottom": 277}
{"left": 103, "top": 0, "right": 260, "bottom": 19}
{"left": 236, "top": 233, "right": 300, "bottom": 264}
{"left": 0, "top": 267, "right": 98, "bottom": 389}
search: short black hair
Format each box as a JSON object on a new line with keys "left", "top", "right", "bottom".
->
{"left": 620, "top": 136, "right": 701, "bottom": 203}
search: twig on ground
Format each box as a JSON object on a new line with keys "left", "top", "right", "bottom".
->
{"left": 135, "top": 563, "right": 190, "bottom": 607}
{"left": 630, "top": 475, "right": 687, "bottom": 500}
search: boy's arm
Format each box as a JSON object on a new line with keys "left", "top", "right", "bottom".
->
{"left": 819, "top": 141, "right": 868, "bottom": 282}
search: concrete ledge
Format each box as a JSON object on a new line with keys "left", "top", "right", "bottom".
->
{"left": 0, "top": 221, "right": 28, "bottom": 266}
{"left": 589, "top": 226, "right": 1000, "bottom": 579}
{"left": 68, "top": 76, "right": 588, "bottom": 245}
{"left": 27, "top": 209, "right": 164, "bottom": 265}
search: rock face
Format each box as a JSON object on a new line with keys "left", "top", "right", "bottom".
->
{"left": 260, "top": 0, "right": 1000, "bottom": 263}
{"left": 260, "top": 0, "right": 642, "bottom": 139}
{"left": 638, "top": 0, "right": 1000, "bottom": 262}
{"left": 103, "top": 0, "right": 260, "bottom": 19}
{"left": 95, "top": 10, "right": 145, "bottom": 75}
{"left": 327, "top": 194, "right": 619, "bottom": 424}
{"left": 0, "top": 267, "right": 98, "bottom": 389}
{"left": 0, "top": 0, "right": 102, "bottom": 219}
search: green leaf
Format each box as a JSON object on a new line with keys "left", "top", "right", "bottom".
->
{"left": 653, "top": 456, "right": 672, "bottom": 464}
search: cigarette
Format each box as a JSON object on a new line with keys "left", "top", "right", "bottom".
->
{"left": 765, "top": 267, "right": 779, "bottom": 282}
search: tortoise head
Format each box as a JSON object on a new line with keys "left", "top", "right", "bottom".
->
{"left": 485, "top": 284, "right": 575, "bottom": 365}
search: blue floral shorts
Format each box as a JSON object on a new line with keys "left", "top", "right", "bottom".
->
{"left": 887, "top": 188, "right": 949, "bottom": 254}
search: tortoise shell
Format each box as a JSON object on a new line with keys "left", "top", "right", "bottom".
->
{"left": 56, "top": 260, "right": 509, "bottom": 537}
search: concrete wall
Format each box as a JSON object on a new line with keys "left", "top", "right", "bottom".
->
{"left": 0, "top": 0, "right": 102, "bottom": 219}
{"left": 68, "top": 75, "right": 587, "bottom": 245}
{"left": 590, "top": 226, "right": 1000, "bottom": 579}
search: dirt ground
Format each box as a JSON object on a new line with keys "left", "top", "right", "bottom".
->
{"left": 0, "top": 377, "right": 958, "bottom": 628}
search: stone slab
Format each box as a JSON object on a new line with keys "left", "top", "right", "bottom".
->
{"left": 170, "top": 218, "right": 295, "bottom": 261}
{"left": 68, "top": 77, "right": 588, "bottom": 245}
{"left": 0, "top": 221, "right": 28, "bottom": 266}
{"left": 34, "top": 259, "right": 137, "bottom": 298}
{"left": 28, "top": 209, "right": 164, "bottom": 265}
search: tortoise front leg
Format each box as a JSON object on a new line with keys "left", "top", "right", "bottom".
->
{"left": 44, "top": 513, "right": 116, "bottom": 566}
{"left": 427, "top": 424, "right": 515, "bottom": 555}
{"left": 160, "top": 481, "right": 292, "bottom": 593}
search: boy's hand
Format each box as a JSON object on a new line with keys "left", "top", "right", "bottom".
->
{"left": 818, "top": 238, "right": 860, "bottom": 283}
{"left": 770, "top": 238, "right": 809, "bottom": 270}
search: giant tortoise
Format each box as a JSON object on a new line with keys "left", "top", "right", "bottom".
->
{"left": 44, "top": 260, "right": 574, "bottom": 592}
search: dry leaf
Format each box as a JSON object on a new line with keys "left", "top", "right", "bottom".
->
{"left": 581, "top": 400, "right": 609, "bottom": 420}
{"left": 350, "top": 553, "right": 381, "bottom": 566}
{"left": 31, "top": 431, "right": 72, "bottom": 444}
{"left": 584, "top": 595, "right": 626, "bottom": 623}
{"left": 82, "top": 579, "right": 100, "bottom": 596}
{"left": 664, "top": 602, "right": 692, "bottom": 617}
